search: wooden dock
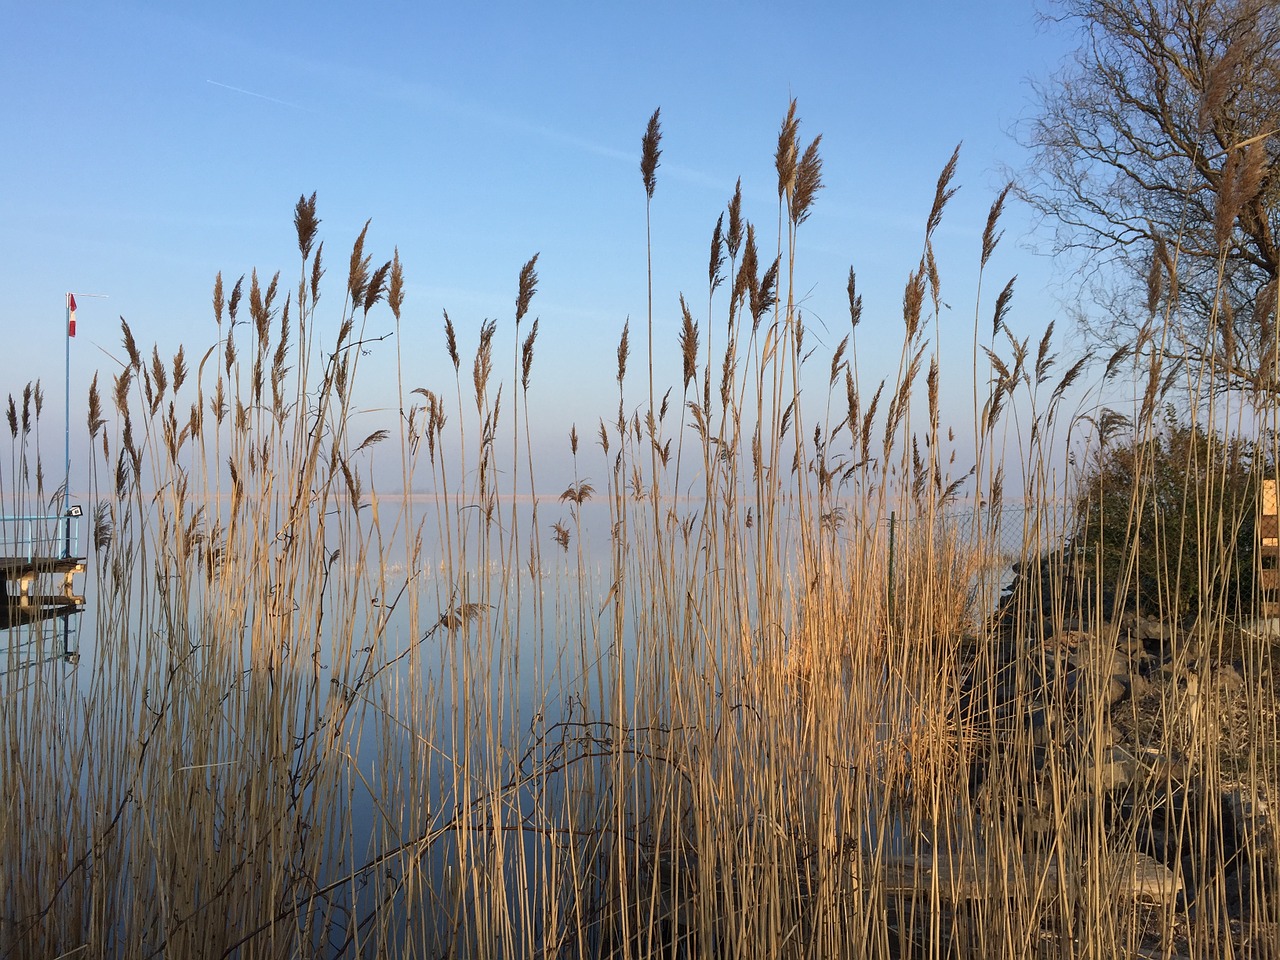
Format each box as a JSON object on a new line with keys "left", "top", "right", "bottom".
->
{"left": 0, "top": 556, "right": 86, "bottom": 630}
{"left": 0, "top": 512, "right": 86, "bottom": 633}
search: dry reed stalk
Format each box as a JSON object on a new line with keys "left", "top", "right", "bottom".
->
{"left": 5, "top": 109, "right": 1279, "bottom": 960}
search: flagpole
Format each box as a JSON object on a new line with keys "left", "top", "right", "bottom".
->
{"left": 61, "top": 289, "right": 103, "bottom": 547}
{"left": 64, "top": 293, "right": 71, "bottom": 523}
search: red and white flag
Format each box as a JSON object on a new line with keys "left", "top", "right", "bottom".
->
{"left": 67, "top": 293, "right": 77, "bottom": 337}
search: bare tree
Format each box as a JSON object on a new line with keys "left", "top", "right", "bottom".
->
{"left": 1023, "top": 0, "right": 1280, "bottom": 393}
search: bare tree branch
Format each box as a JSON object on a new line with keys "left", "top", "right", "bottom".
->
{"left": 1022, "top": 0, "right": 1280, "bottom": 393}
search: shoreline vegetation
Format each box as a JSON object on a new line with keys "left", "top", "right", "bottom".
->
{"left": 3, "top": 103, "right": 1278, "bottom": 958}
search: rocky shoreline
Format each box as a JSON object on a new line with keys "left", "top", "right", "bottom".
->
{"left": 949, "top": 606, "right": 1280, "bottom": 953}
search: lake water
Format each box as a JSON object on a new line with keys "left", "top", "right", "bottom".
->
{"left": 2, "top": 492, "right": 1069, "bottom": 955}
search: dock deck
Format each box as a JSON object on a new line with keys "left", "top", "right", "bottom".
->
{"left": 0, "top": 511, "right": 86, "bottom": 636}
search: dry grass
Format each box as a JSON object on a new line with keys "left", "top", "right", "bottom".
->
{"left": 1, "top": 104, "right": 1278, "bottom": 959}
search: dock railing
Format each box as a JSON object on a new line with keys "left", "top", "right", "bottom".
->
{"left": 0, "top": 510, "right": 82, "bottom": 562}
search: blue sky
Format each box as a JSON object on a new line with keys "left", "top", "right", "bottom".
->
{"left": 2, "top": 3, "right": 1084, "bottom": 494}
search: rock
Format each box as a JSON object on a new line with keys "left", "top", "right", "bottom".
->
{"left": 1118, "top": 851, "right": 1184, "bottom": 903}
{"left": 1093, "top": 744, "right": 1141, "bottom": 791}
{"left": 1225, "top": 787, "right": 1275, "bottom": 853}
{"left": 1134, "top": 615, "right": 1174, "bottom": 643}
{"left": 1127, "top": 671, "right": 1154, "bottom": 703}
{"left": 1104, "top": 674, "right": 1130, "bottom": 705}
{"left": 1243, "top": 617, "right": 1280, "bottom": 638}
{"left": 1068, "top": 636, "right": 1121, "bottom": 673}
{"left": 1223, "top": 864, "right": 1251, "bottom": 919}
{"left": 1115, "top": 632, "right": 1148, "bottom": 658}
{"left": 1059, "top": 635, "right": 1134, "bottom": 707}
{"left": 1211, "top": 663, "right": 1246, "bottom": 699}
{"left": 879, "top": 849, "right": 1061, "bottom": 901}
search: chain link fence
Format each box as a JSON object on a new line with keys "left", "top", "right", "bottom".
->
{"left": 880, "top": 502, "right": 1076, "bottom": 622}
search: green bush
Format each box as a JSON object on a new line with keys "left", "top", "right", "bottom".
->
{"left": 1071, "top": 406, "right": 1264, "bottom": 621}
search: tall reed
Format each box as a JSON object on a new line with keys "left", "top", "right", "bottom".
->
{"left": 1, "top": 103, "right": 1277, "bottom": 959}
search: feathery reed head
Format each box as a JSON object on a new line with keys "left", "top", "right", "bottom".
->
{"left": 830, "top": 334, "right": 849, "bottom": 387}
{"left": 1147, "top": 234, "right": 1166, "bottom": 317}
{"left": 720, "top": 341, "right": 734, "bottom": 410}
{"left": 121, "top": 319, "right": 141, "bottom": 371}
{"left": 752, "top": 256, "right": 780, "bottom": 329}
{"left": 521, "top": 318, "right": 539, "bottom": 391}
{"left": 364, "top": 258, "right": 391, "bottom": 316}
{"left": 925, "top": 242, "right": 941, "bottom": 314}
{"left": 709, "top": 213, "right": 725, "bottom": 293}
{"left": 388, "top": 248, "right": 404, "bottom": 322}
{"left": 516, "top": 253, "right": 539, "bottom": 324}
{"left": 926, "top": 355, "right": 939, "bottom": 428}
{"left": 1214, "top": 141, "right": 1266, "bottom": 250}
{"left": 641, "top": 108, "right": 662, "bottom": 200}
{"left": 1051, "top": 353, "right": 1087, "bottom": 405}
{"left": 87, "top": 373, "right": 105, "bottom": 438}
{"left": 559, "top": 481, "right": 594, "bottom": 505}
{"left": 981, "top": 184, "right": 1010, "bottom": 268}
{"left": 727, "top": 179, "right": 743, "bottom": 258}
{"left": 113, "top": 367, "right": 132, "bottom": 416}
{"left": 679, "top": 294, "right": 699, "bottom": 391}
{"left": 903, "top": 269, "right": 924, "bottom": 340}
{"left": 775, "top": 99, "right": 799, "bottom": 200}
{"left": 264, "top": 271, "right": 279, "bottom": 326}
{"left": 1034, "top": 321, "right": 1057, "bottom": 384}
{"left": 91, "top": 500, "right": 112, "bottom": 553}
{"left": 294, "top": 191, "right": 320, "bottom": 261}
{"left": 790, "top": 135, "right": 823, "bottom": 225}
{"left": 348, "top": 220, "right": 372, "bottom": 311}
{"left": 443, "top": 309, "right": 460, "bottom": 371}
{"left": 150, "top": 346, "right": 167, "bottom": 410}
{"left": 617, "top": 318, "right": 630, "bottom": 385}
{"left": 213, "top": 272, "right": 225, "bottom": 326}
{"left": 844, "top": 367, "right": 858, "bottom": 432}
{"left": 355, "top": 429, "right": 389, "bottom": 454}
{"left": 473, "top": 318, "right": 497, "bottom": 410}
{"left": 1200, "top": 31, "right": 1247, "bottom": 131}
{"left": 734, "top": 223, "right": 759, "bottom": 315}
{"left": 228, "top": 275, "right": 243, "bottom": 326}
{"left": 847, "top": 267, "right": 862, "bottom": 329}
{"left": 992, "top": 275, "right": 1016, "bottom": 336}
{"left": 310, "top": 241, "right": 325, "bottom": 305}
{"left": 927, "top": 144, "right": 961, "bottom": 238}
{"left": 551, "top": 520, "right": 570, "bottom": 551}
{"left": 249, "top": 269, "right": 273, "bottom": 346}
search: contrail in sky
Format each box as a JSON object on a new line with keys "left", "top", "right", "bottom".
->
{"left": 206, "top": 79, "right": 305, "bottom": 110}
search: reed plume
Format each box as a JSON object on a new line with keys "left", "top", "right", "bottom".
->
{"left": 640, "top": 108, "right": 662, "bottom": 200}
{"left": 516, "top": 253, "right": 540, "bottom": 324}
{"left": 847, "top": 267, "right": 862, "bottom": 328}
{"left": 294, "top": 190, "right": 320, "bottom": 260}
{"left": 981, "top": 184, "right": 1010, "bottom": 269}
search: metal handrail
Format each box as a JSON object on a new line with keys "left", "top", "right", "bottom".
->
{"left": 0, "top": 512, "right": 82, "bottom": 561}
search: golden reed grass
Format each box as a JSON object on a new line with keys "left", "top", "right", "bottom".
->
{"left": 0, "top": 102, "right": 1276, "bottom": 959}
